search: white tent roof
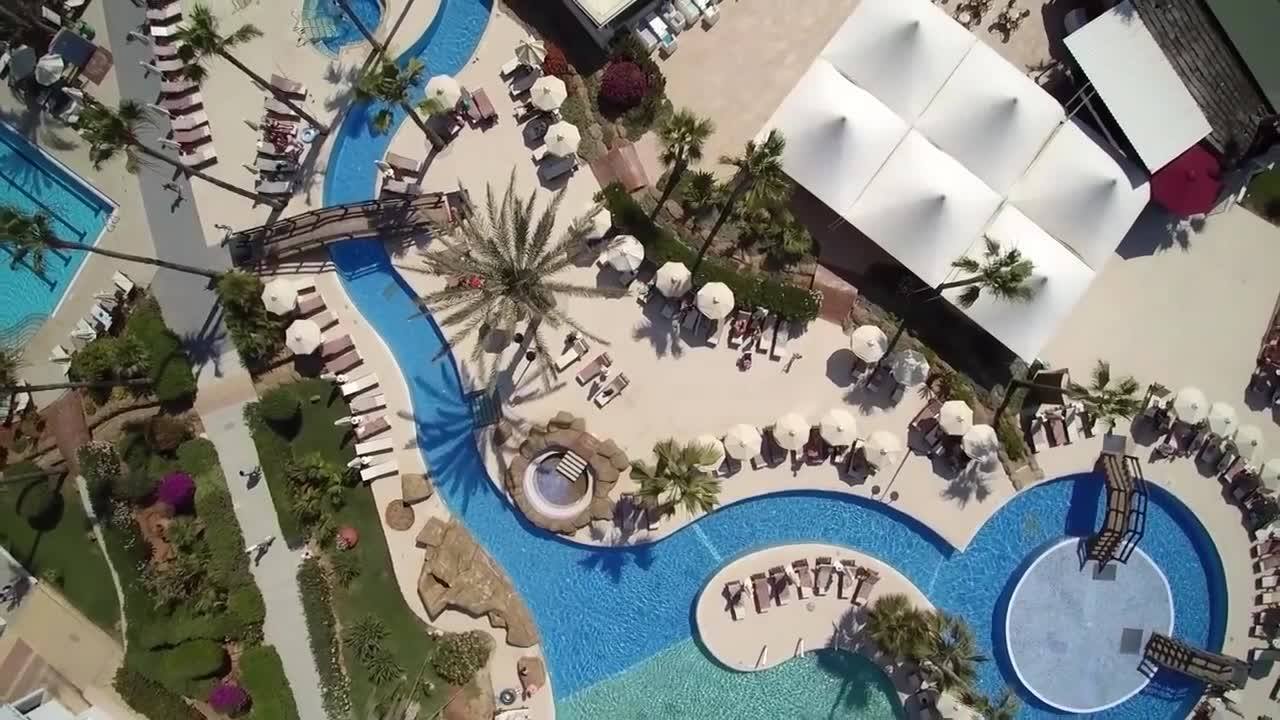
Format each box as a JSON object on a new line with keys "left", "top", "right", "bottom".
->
{"left": 915, "top": 42, "right": 1065, "bottom": 194}
{"left": 1064, "top": 0, "right": 1211, "bottom": 171}
{"left": 846, "top": 130, "right": 1003, "bottom": 287}
{"left": 943, "top": 205, "right": 1096, "bottom": 361}
{"left": 764, "top": 59, "right": 908, "bottom": 215}
{"left": 821, "top": 0, "right": 975, "bottom": 121}
{"left": 1009, "top": 119, "right": 1150, "bottom": 269}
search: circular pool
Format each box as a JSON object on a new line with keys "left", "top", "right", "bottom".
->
{"left": 1005, "top": 539, "right": 1174, "bottom": 713}
{"left": 522, "top": 449, "right": 593, "bottom": 520}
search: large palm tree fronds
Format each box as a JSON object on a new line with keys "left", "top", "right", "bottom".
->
{"left": 0, "top": 205, "right": 56, "bottom": 273}
{"left": 923, "top": 612, "right": 985, "bottom": 695}
{"left": 78, "top": 99, "right": 154, "bottom": 170}
{"left": 720, "top": 128, "right": 789, "bottom": 210}
{"left": 948, "top": 238, "right": 1036, "bottom": 308}
{"left": 356, "top": 57, "right": 426, "bottom": 135}
{"left": 1066, "top": 359, "right": 1142, "bottom": 427}
{"left": 629, "top": 438, "right": 723, "bottom": 519}
{"left": 174, "top": 3, "right": 262, "bottom": 84}
{"left": 653, "top": 109, "right": 715, "bottom": 220}
{"left": 864, "top": 593, "right": 930, "bottom": 662}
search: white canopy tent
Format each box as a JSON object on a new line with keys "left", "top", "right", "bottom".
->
{"left": 845, "top": 131, "right": 1003, "bottom": 287}
{"left": 914, "top": 42, "right": 1065, "bottom": 194}
{"left": 821, "top": 0, "right": 975, "bottom": 121}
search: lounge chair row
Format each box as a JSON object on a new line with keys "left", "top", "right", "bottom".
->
{"left": 254, "top": 91, "right": 311, "bottom": 197}
{"left": 55, "top": 271, "right": 139, "bottom": 367}
{"left": 635, "top": 0, "right": 723, "bottom": 57}
{"left": 144, "top": 8, "right": 220, "bottom": 169}
{"left": 727, "top": 557, "right": 880, "bottom": 620}
{"left": 556, "top": 338, "right": 630, "bottom": 407}
{"left": 377, "top": 150, "right": 425, "bottom": 197}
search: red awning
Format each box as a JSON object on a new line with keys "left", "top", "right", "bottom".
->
{"left": 1150, "top": 144, "right": 1222, "bottom": 217}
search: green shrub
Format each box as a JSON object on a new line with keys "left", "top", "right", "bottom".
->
{"left": 346, "top": 614, "right": 389, "bottom": 663}
{"left": 69, "top": 337, "right": 124, "bottom": 384}
{"left": 258, "top": 388, "right": 301, "bottom": 425}
{"left": 365, "top": 647, "right": 402, "bottom": 686}
{"left": 138, "top": 614, "right": 222, "bottom": 650}
{"left": 226, "top": 586, "right": 266, "bottom": 642}
{"left": 114, "top": 667, "right": 203, "bottom": 720}
{"left": 216, "top": 272, "right": 286, "bottom": 368}
{"left": 198, "top": 490, "right": 253, "bottom": 594}
{"left": 17, "top": 480, "right": 60, "bottom": 524}
{"left": 176, "top": 438, "right": 219, "bottom": 478}
{"left": 431, "top": 630, "right": 493, "bottom": 686}
{"left": 331, "top": 551, "right": 361, "bottom": 584}
{"left": 158, "top": 639, "right": 227, "bottom": 682}
{"left": 240, "top": 645, "right": 301, "bottom": 720}
{"left": 126, "top": 297, "right": 197, "bottom": 405}
{"left": 79, "top": 441, "right": 122, "bottom": 506}
{"left": 997, "top": 416, "right": 1027, "bottom": 462}
{"left": 299, "top": 559, "right": 351, "bottom": 719}
{"left": 147, "top": 415, "right": 190, "bottom": 453}
{"left": 114, "top": 470, "right": 157, "bottom": 503}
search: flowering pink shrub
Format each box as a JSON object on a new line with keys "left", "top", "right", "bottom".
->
{"left": 208, "top": 682, "right": 249, "bottom": 715}
{"left": 157, "top": 472, "right": 196, "bottom": 514}
{"left": 599, "top": 61, "right": 649, "bottom": 111}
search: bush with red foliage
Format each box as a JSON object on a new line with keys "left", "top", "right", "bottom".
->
{"left": 157, "top": 472, "right": 196, "bottom": 514}
{"left": 208, "top": 682, "right": 249, "bottom": 716}
{"left": 541, "top": 41, "right": 571, "bottom": 79}
{"left": 599, "top": 61, "right": 650, "bottom": 111}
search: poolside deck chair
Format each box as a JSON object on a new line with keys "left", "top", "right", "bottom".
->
{"left": 49, "top": 345, "right": 71, "bottom": 363}
{"left": 340, "top": 373, "right": 379, "bottom": 398}
{"left": 152, "top": 41, "right": 185, "bottom": 58}
{"left": 813, "top": 558, "right": 834, "bottom": 596}
{"left": 769, "top": 566, "right": 792, "bottom": 606}
{"left": 556, "top": 337, "right": 589, "bottom": 371}
{"left": 360, "top": 459, "right": 399, "bottom": 483}
{"left": 852, "top": 570, "right": 880, "bottom": 607}
{"left": 381, "top": 177, "right": 423, "bottom": 197}
{"left": 173, "top": 125, "right": 211, "bottom": 146}
{"left": 256, "top": 179, "right": 294, "bottom": 196}
{"left": 270, "top": 73, "right": 307, "bottom": 98}
{"left": 1253, "top": 538, "right": 1280, "bottom": 559}
{"left": 112, "top": 270, "right": 136, "bottom": 296}
{"left": 792, "top": 560, "right": 813, "bottom": 599}
{"left": 706, "top": 318, "right": 725, "bottom": 347}
{"left": 1260, "top": 575, "right": 1280, "bottom": 590}
{"left": 320, "top": 334, "right": 353, "bottom": 357}
{"left": 263, "top": 97, "right": 299, "bottom": 117}
{"left": 837, "top": 560, "right": 857, "bottom": 599}
{"left": 384, "top": 151, "right": 423, "bottom": 176}
{"left": 690, "top": 0, "right": 719, "bottom": 26}
{"left": 537, "top": 154, "right": 577, "bottom": 183}
{"left": 161, "top": 78, "right": 197, "bottom": 95}
{"left": 594, "top": 374, "right": 629, "bottom": 408}
{"left": 146, "top": 3, "right": 182, "bottom": 22}
{"left": 646, "top": 14, "right": 678, "bottom": 56}
{"left": 324, "top": 350, "right": 362, "bottom": 375}
{"left": 355, "top": 437, "right": 394, "bottom": 457}
{"left": 171, "top": 110, "right": 208, "bottom": 131}
{"left": 1250, "top": 647, "right": 1280, "bottom": 664}
{"left": 751, "top": 573, "right": 770, "bottom": 614}
{"left": 349, "top": 393, "right": 386, "bottom": 415}
{"left": 771, "top": 320, "right": 791, "bottom": 361}
{"left": 724, "top": 580, "right": 745, "bottom": 621}
{"left": 803, "top": 428, "right": 827, "bottom": 466}
{"left": 149, "top": 22, "right": 178, "bottom": 38}
{"left": 180, "top": 145, "right": 216, "bottom": 167}
{"left": 255, "top": 156, "right": 299, "bottom": 174}
{"left": 507, "top": 67, "right": 541, "bottom": 97}
{"left": 1257, "top": 556, "right": 1280, "bottom": 573}
{"left": 575, "top": 352, "right": 612, "bottom": 385}
{"left": 296, "top": 293, "right": 325, "bottom": 316}
{"left": 355, "top": 415, "right": 389, "bottom": 440}
{"left": 89, "top": 303, "right": 114, "bottom": 332}
{"left": 674, "top": 0, "right": 700, "bottom": 27}
{"left": 152, "top": 55, "right": 185, "bottom": 73}
{"left": 755, "top": 316, "right": 775, "bottom": 355}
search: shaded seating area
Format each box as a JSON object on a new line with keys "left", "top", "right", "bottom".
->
{"left": 1141, "top": 633, "right": 1248, "bottom": 691}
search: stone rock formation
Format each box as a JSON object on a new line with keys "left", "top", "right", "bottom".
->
{"left": 402, "top": 472, "right": 434, "bottom": 504}
{"left": 503, "top": 413, "right": 625, "bottom": 536}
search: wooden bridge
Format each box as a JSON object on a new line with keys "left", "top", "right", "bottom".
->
{"left": 228, "top": 191, "right": 468, "bottom": 267}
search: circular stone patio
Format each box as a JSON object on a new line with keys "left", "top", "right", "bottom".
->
{"left": 1005, "top": 538, "right": 1174, "bottom": 714}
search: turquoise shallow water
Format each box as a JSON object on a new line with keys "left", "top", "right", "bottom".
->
{"left": 560, "top": 641, "right": 904, "bottom": 720}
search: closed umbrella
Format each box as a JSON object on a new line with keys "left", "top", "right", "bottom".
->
{"left": 819, "top": 409, "right": 857, "bottom": 446}
{"left": 656, "top": 262, "right": 691, "bottom": 298}
{"left": 545, "top": 121, "right": 581, "bottom": 157}
{"left": 693, "top": 434, "right": 725, "bottom": 471}
{"left": 261, "top": 278, "right": 298, "bottom": 316}
{"left": 425, "top": 75, "right": 462, "bottom": 108}
{"left": 1207, "top": 402, "right": 1237, "bottom": 435}
{"left": 515, "top": 36, "right": 547, "bottom": 67}
{"left": 1261, "top": 459, "right": 1280, "bottom": 494}
{"left": 772, "top": 413, "right": 809, "bottom": 452}
{"left": 35, "top": 53, "right": 65, "bottom": 86}
{"left": 696, "top": 282, "right": 735, "bottom": 320}
{"left": 530, "top": 75, "right": 567, "bottom": 111}
{"left": 606, "top": 235, "right": 644, "bottom": 273}
{"left": 8, "top": 47, "right": 36, "bottom": 83}
{"left": 864, "top": 431, "right": 903, "bottom": 467}
{"left": 962, "top": 424, "right": 1000, "bottom": 459}
{"left": 849, "top": 325, "right": 887, "bottom": 363}
{"left": 286, "top": 319, "right": 322, "bottom": 355}
{"left": 939, "top": 401, "right": 973, "bottom": 435}
{"left": 1173, "top": 387, "right": 1208, "bottom": 423}
{"left": 891, "top": 350, "right": 929, "bottom": 387}
{"left": 1234, "top": 425, "right": 1264, "bottom": 462}
{"left": 723, "top": 424, "right": 762, "bottom": 460}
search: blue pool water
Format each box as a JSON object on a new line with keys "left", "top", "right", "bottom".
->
{"left": 300, "top": 0, "right": 383, "bottom": 56}
{"left": 0, "top": 121, "right": 112, "bottom": 345}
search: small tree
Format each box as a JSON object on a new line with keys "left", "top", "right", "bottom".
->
{"left": 258, "top": 387, "right": 300, "bottom": 425}
{"left": 864, "top": 593, "right": 930, "bottom": 665}
{"left": 216, "top": 272, "right": 285, "bottom": 367}
{"left": 940, "top": 237, "right": 1036, "bottom": 308}
{"left": 630, "top": 439, "right": 722, "bottom": 519}
{"left": 1066, "top": 360, "right": 1142, "bottom": 431}
{"left": 432, "top": 630, "right": 493, "bottom": 686}
{"left": 652, "top": 108, "right": 714, "bottom": 221}
{"left": 599, "top": 61, "right": 649, "bottom": 111}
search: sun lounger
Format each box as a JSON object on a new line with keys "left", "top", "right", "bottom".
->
{"left": 646, "top": 14, "right": 678, "bottom": 56}
{"left": 1255, "top": 539, "right": 1280, "bottom": 559}
{"left": 1261, "top": 592, "right": 1280, "bottom": 606}
{"left": 755, "top": 316, "right": 774, "bottom": 354}
{"left": 724, "top": 580, "right": 745, "bottom": 621}
{"left": 360, "top": 459, "right": 399, "bottom": 483}
{"left": 636, "top": 25, "right": 660, "bottom": 54}
{"left": 556, "top": 337, "right": 589, "bottom": 371}
{"left": 508, "top": 67, "right": 541, "bottom": 97}
{"left": 180, "top": 145, "right": 216, "bottom": 167}
{"left": 1251, "top": 647, "right": 1280, "bottom": 664}
{"left": 161, "top": 78, "right": 197, "bottom": 95}
{"left": 172, "top": 125, "right": 212, "bottom": 146}
{"left": 384, "top": 151, "right": 423, "bottom": 176}
{"left": 349, "top": 393, "right": 385, "bottom": 415}
{"left": 112, "top": 270, "right": 136, "bottom": 295}
{"left": 320, "top": 334, "right": 353, "bottom": 357}
{"left": 309, "top": 312, "right": 337, "bottom": 330}
{"left": 813, "top": 558, "right": 835, "bottom": 596}
{"left": 171, "top": 109, "right": 208, "bottom": 131}
{"left": 270, "top": 73, "right": 307, "bottom": 97}
{"left": 263, "top": 97, "right": 298, "bottom": 117}
{"left": 152, "top": 41, "right": 185, "bottom": 58}
{"left": 1260, "top": 575, "right": 1280, "bottom": 590}
{"left": 769, "top": 566, "right": 792, "bottom": 606}
{"left": 149, "top": 22, "right": 178, "bottom": 38}
{"left": 853, "top": 570, "right": 880, "bottom": 607}
{"left": 151, "top": 55, "right": 186, "bottom": 73}
{"left": 72, "top": 318, "right": 98, "bottom": 341}
{"left": 340, "top": 373, "right": 379, "bottom": 398}
{"left": 576, "top": 352, "right": 612, "bottom": 385}
{"left": 751, "top": 572, "right": 770, "bottom": 614}
{"left": 537, "top": 154, "right": 577, "bottom": 183}
{"left": 499, "top": 57, "right": 521, "bottom": 77}
{"left": 674, "top": 0, "right": 700, "bottom": 27}
{"left": 146, "top": 3, "right": 182, "bottom": 22}
{"left": 325, "top": 350, "right": 362, "bottom": 374}
{"left": 382, "top": 177, "right": 422, "bottom": 196}
{"left": 161, "top": 93, "right": 203, "bottom": 113}
{"left": 1257, "top": 556, "right": 1280, "bottom": 573}
{"left": 255, "top": 156, "right": 298, "bottom": 174}
{"left": 791, "top": 560, "right": 813, "bottom": 599}
{"left": 296, "top": 293, "right": 325, "bottom": 315}
{"left": 355, "top": 415, "right": 389, "bottom": 440}
{"left": 1046, "top": 414, "right": 1070, "bottom": 447}
{"left": 690, "top": 0, "right": 719, "bottom": 26}
{"left": 355, "top": 437, "right": 394, "bottom": 457}
{"left": 837, "top": 560, "right": 857, "bottom": 599}
{"left": 594, "top": 374, "right": 629, "bottom": 407}
{"left": 255, "top": 179, "right": 294, "bottom": 196}
{"left": 90, "top": 303, "right": 114, "bottom": 331}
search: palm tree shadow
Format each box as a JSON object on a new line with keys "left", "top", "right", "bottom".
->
{"left": 940, "top": 463, "right": 993, "bottom": 507}
{"left": 179, "top": 301, "right": 229, "bottom": 378}
{"left": 631, "top": 313, "right": 684, "bottom": 359}
{"left": 575, "top": 542, "right": 654, "bottom": 583}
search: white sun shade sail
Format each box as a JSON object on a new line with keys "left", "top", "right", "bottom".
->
{"left": 941, "top": 205, "right": 1096, "bottom": 361}
{"left": 1008, "top": 119, "right": 1150, "bottom": 270}
{"left": 1063, "top": 1, "right": 1210, "bottom": 172}
{"left": 762, "top": 59, "right": 908, "bottom": 217}
{"left": 821, "top": 0, "right": 975, "bottom": 122}
{"left": 914, "top": 42, "right": 1065, "bottom": 194}
{"left": 846, "top": 131, "right": 1003, "bottom": 287}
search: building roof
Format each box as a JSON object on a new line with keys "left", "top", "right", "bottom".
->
{"left": 1064, "top": 1, "right": 1211, "bottom": 171}
{"left": 1131, "top": 0, "right": 1273, "bottom": 154}
{"left": 568, "top": 0, "right": 642, "bottom": 27}
{"left": 1203, "top": 0, "right": 1280, "bottom": 110}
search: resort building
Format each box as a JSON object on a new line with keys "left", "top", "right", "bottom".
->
{"left": 558, "top": 0, "right": 658, "bottom": 48}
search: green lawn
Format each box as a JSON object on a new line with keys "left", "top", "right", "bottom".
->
{"left": 1245, "top": 167, "right": 1280, "bottom": 222}
{"left": 246, "top": 379, "right": 448, "bottom": 716}
{"left": 0, "top": 462, "right": 120, "bottom": 634}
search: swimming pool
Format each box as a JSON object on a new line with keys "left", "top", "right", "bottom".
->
{"left": 300, "top": 0, "right": 383, "bottom": 56}
{"left": 0, "top": 120, "right": 113, "bottom": 347}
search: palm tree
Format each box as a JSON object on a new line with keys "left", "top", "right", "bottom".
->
{"left": 78, "top": 99, "right": 285, "bottom": 209}
{"left": 174, "top": 4, "right": 326, "bottom": 133}
{"left": 864, "top": 593, "right": 930, "bottom": 664}
{"left": 0, "top": 345, "right": 150, "bottom": 394}
{"left": 652, "top": 109, "right": 715, "bottom": 221}
{"left": 354, "top": 57, "right": 444, "bottom": 149}
{"left": 694, "top": 129, "right": 789, "bottom": 273}
{"left": 938, "top": 238, "right": 1036, "bottom": 308}
{"left": 629, "top": 438, "right": 723, "bottom": 519}
{"left": 332, "top": 0, "right": 384, "bottom": 53}
{"left": 960, "top": 687, "right": 1020, "bottom": 720}
{"left": 415, "top": 170, "right": 616, "bottom": 381}
{"left": 1066, "top": 359, "right": 1142, "bottom": 431}
{"left": 0, "top": 205, "right": 220, "bottom": 280}
{"left": 921, "top": 612, "right": 985, "bottom": 696}
{"left": 680, "top": 170, "right": 718, "bottom": 221}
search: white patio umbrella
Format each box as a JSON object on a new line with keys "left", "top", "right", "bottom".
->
{"left": 1234, "top": 424, "right": 1264, "bottom": 462}
{"left": 849, "top": 325, "right": 888, "bottom": 363}
{"left": 425, "top": 75, "right": 462, "bottom": 108}
{"left": 819, "top": 409, "right": 858, "bottom": 446}
{"left": 696, "top": 282, "right": 735, "bottom": 320}
{"left": 1173, "top": 387, "right": 1208, "bottom": 423}
{"left": 693, "top": 434, "right": 726, "bottom": 471}
{"left": 545, "top": 121, "right": 581, "bottom": 157}
{"left": 864, "top": 431, "right": 904, "bottom": 467}
{"left": 1261, "top": 459, "right": 1280, "bottom": 493}
{"left": 530, "top": 75, "right": 568, "bottom": 111}
{"left": 35, "top": 53, "right": 64, "bottom": 86}
{"left": 515, "top": 36, "right": 547, "bottom": 67}
{"left": 286, "top": 319, "right": 322, "bottom": 355}
{"left": 260, "top": 278, "right": 298, "bottom": 316}
{"left": 655, "top": 262, "right": 692, "bottom": 298}
{"left": 723, "top": 424, "right": 762, "bottom": 460}
{"left": 772, "top": 413, "right": 809, "bottom": 452}
{"left": 939, "top": 401, "right": 974, "bottom": 436}
{"left": 606, "top": 235, "right": 644, "bottom": 273}
{"left": 1207, "top": 402, "right": 1238, "bottom": 435}
{"left": 890, "top": 350, "right": 930, "bottom": 387}
{"left": 962, "top": 424, "right": 1000, "bottom": 459}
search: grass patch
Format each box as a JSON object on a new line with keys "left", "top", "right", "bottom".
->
{"left": 1245, "top": 167, "right": 1280, "bottom": 222}
{"left": 241, "top": 646, "right": 301, "bottom": 720}
{"left": 0, "top": 462, "right": 120, "bottom": 634}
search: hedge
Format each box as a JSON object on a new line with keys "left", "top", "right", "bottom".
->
{"left": 226, "top": 585, "right": 266, "bottom": 643}
{"left": 157, "top": 639, "right": 227, "bottom": 683}
{"left": 240, "top": 645, "right": 301, "bottom": 720}
{"left": 298, "top": 558, "right": 351, "bottom": 719}
{"left": 138, "top": 614, "right": 222, "bottom": 650}
{"left": 126, "top": 297, "right": 197, "bottom": 405}
{"left": 258, "top": 387, "right": 301, "bottom": 425}
{"left": 114, "top": 667, "right": 203, "bottom": 720}
{"left": 599, "top": 183, "right": 820, "bottom": 322}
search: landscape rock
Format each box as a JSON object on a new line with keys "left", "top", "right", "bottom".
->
{"left": 385, "top": 500, "right": 415, "bottom": 531}
{"left": 517, "top": 656, "right": 546, "bottom": 699}
{"left": 416, "top": 516, "right": 448, "bottom": 549}
{"left": 401, "top": 473, "right": 434, "bottom": 505}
